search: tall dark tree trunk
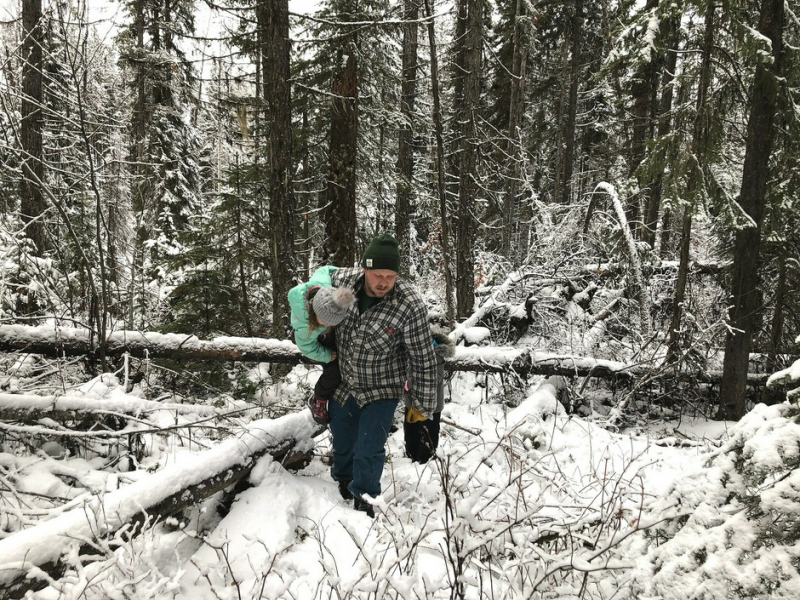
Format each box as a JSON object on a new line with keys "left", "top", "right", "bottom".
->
{"left": 395, "top": 0, "right": 420, "bottom": 269}
{"left": 260, "top": 0, "right": 297, "bottom": 339}
{"left": 667, "top": 0, "right": 716, "bottom": 362}
{"left": 501, "top": 0, "right": 529, "bottom": 260}
{"left": 555, "top": 0, "right": 583, "bottom": 207}
{"left": 455, "top": 0, "right": 482, "bottom": 319}
{"left": 627, "top": 0, "right": 659, "bottom": 235}
{"left": 128, "top": 0, "right": 150, "bottom": 326}
{"left": 20, "top": 0, "right": 46, "bottom": 255}
{"left": 643, "top": 14, "right": 679, "bottom": 250}
{"left": 424, "top": 0, "right": 455, "bottom": 324}
{"left": 719, "top": 0, "right": 784, "bottom": 419}
{"left": 323, "top": 44, "right": 359, "bottom": 267}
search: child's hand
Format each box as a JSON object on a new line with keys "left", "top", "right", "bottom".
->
{"left": 330, "top": 351, "right": 337, "bottom": 361}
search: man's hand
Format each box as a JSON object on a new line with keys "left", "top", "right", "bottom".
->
{"left": 405, "top": 406, "right": 428, "bottom": 423}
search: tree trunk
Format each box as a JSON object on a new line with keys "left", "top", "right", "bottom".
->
{"left": 424, "top": 0, "right": 455, "bottom": 324}
{"left": 643, "top": 14, "right": 679, "bottom": 250}
{"left": 323, "top": 17, "right": 359, "bottom": 267}
{"left": 20, "top": 0, "right": 46, "bottom": 255}
{"left": 667, "top": 206, "right": 692, "bottom": 359}
{"left": 627, "top": 0, "right": 659, "bottom": 235}
{"left": 667, "top": 0, "right": 716, "bottom": 362}
{"left": 555, "top": 0, "right": 583, "bottom": 207}
{"left": 552, "top": 37, "right": 568, "bottom": 205}
{"left": 0, "top": 324, "right": 774, "bottom": 387}
{"left": 260, "top": 0, "right": 297, "bottom": 339}
{"left": 719, "top": 0, "right": 784, "bottom": 419}
{"left": 128, "top": 0, "right": 151, "bottom": 328}
{"left": 0, "top": 413, "right": 320, "bottom": 600}
{"left": 455, "top": 0, "right": 482, "bottom": 319}
{"left": 395, "top": 0, "right": 420, "bottom": 268}
{"left": 501, "top": 0, "right": 529, "bottom": 260}
{"left": 301, "top": 97, "right": 311, "bottom": 280}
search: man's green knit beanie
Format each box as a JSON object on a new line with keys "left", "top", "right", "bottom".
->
{"left": 362, "top": 233, "right": 401, "bottom": 272}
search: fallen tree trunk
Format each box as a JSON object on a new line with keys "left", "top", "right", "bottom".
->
{"left": 0, "top": 411, "right": 324, "bottom": 599}
{"left": 0, "top": 391, "right": 221, "bottom": 422}
{"left": 0, "top": 324, "right": 771, "bottom": 386}
{"left": 0, "top": 324, "right": 305, "bottom": 364}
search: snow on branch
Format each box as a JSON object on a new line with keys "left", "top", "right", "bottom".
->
{"left": 766, "top": 334, "right": 800, "bottom": 400}
{"left": 0, "top": 324, "right": 305, "bottom": 363}
{"left": 0, "top": 391, "right": 220, "bottom": 421}
{"left": 0, "top": 411, "right": 320, "bottom": 598}
{"left": 450, "top": 268, "right": 534, "bottom": 344}
{"left": 588, "top": 183, "right": 651, "bottom": 338}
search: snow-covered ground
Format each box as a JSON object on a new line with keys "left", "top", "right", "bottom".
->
{"left": 6, "top": 358, "right": 781, "bottom": 600}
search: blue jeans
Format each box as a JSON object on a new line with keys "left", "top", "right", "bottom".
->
{"left": 329, "top": 395, "right": 398, "bottom": 500}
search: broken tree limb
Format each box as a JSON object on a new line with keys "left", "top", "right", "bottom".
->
{"left": 0, "top": 411, "right": 324, "bottom": 599}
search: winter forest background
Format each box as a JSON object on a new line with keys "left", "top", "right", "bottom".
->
{"left": 0, "top": 0, "right": 799, "bottom": 598}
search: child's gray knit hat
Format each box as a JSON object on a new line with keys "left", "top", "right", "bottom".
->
{"left": 312, "top": 287, "right": 356, "bottom": 326}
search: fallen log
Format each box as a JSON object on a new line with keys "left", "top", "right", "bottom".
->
{"left": 0, "top": 324, "right": 772, "bottom": 386}
{"left": 0, "top": 411, "right": 324, "bottom": 599}
{"left": 0, "top": 391, "right": 221, "bottom": 423}
{"left": 0, "top": 324, "right": 305, "bottom": 364}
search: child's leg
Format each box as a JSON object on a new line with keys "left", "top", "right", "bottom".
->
{"left": 314, "top": 360, "right": 341, "bottom": 400}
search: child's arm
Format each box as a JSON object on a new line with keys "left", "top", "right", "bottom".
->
{"left": 288, "top": 284, "right": 334, "bottom": 363}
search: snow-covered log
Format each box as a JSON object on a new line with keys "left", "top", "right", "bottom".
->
{"left": 0, "top": 324, "right": 306, "bottom": 364}
{"left": 0, "top": 324, "right": 772, "bottom": 385}
{"left": 0, "top": 411, "right": 322, "bottom": 598}
{"left": 0, "top": 391, "right": 221, "bottom": 422}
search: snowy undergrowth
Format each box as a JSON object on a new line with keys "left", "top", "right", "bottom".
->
{"left": 628, "top": 402, "right": 800, "bottom": 600}
{"left": 6, "top": 362, "right": 796, "bottom": 600}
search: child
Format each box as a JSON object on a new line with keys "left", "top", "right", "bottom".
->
{"left": 404, "top": 326, "right": 454, "bottom": 463}
{"left": 288, "top": 266, "right": 356, "bottom": 424}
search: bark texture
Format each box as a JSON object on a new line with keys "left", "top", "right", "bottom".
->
{"left": 719, "top": 0, "right": 784, "bottom": 419}
{"left": 20, "top": 0, "right": 47, "bottom": 254}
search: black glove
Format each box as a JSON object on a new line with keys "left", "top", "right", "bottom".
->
{"left": 308, "top": 394, "right": 330, "bottom": 425}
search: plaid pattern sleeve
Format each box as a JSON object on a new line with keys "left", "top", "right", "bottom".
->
{"left": 330, "top": 269, "right": 437, "bottom": 414}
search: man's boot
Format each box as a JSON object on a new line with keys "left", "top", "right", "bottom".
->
{"left": 354, "top": 496, "right": 375, "bottom": 518}
{"left": 338, "top": 480, "right": 354, "bottom": 501}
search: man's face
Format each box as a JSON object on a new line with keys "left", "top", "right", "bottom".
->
{"left": 363, "top": 269, "right": 397, "bottom": 298}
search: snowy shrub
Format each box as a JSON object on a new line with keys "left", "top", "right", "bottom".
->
{"left": 0, "top": 220, "right": 62, "bottom": 318}
{"left": 630, "top": 402, "right": 800, "bottom": 599}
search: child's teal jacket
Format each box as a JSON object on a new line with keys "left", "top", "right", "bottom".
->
{"left": 288, "top": 266, "right": 339, "bottom": 363}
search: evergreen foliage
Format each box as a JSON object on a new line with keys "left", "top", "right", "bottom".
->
{"left": 631, "top": 402, "right": 800, "bottom": 600}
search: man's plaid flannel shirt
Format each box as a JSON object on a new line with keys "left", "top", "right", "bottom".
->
{"left": 330, "top": 268, "right": 438, "bottom": 416}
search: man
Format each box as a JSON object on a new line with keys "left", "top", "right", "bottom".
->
{"left": 329, "top": 233, "right": 438, "bottom": 517}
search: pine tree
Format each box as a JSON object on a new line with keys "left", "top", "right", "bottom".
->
{"left": 118, "top": 0, "right": 203, "bottom": 327}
